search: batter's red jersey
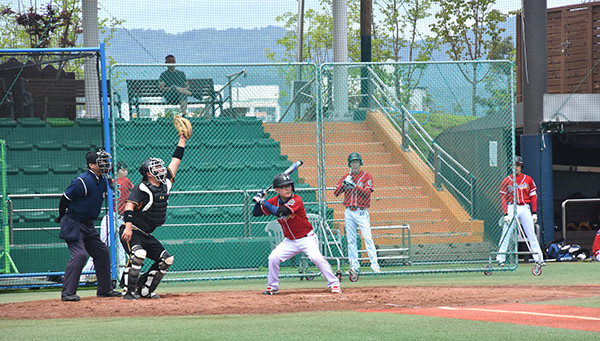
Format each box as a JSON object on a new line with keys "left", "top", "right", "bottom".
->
{"left": 593, "top": 229, "right": 600, "bottom": 255}
{"left": 499, "top": 173, "right": 537, "bottom": 214}
{"left": 333, "top": 170, "right": 373, "bottom": 208}
{"left": 116, "top": 177, "right": 134, "bottom": 215}
{"left": 259, "top": 194, "right": 313, "bottom": 240}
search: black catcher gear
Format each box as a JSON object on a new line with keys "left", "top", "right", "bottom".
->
{"left": 139, "top": 158, "right": 167, "bottom": 184}
{"left": 347, "top": 152, "right": 363, "bottom": 167}
{"left": 86, "top": 149, "right": 112, "bottom": 176}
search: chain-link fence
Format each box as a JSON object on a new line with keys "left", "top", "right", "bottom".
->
{"left": 0, "top": 60, "right": 517, "bottom": 289}
{"left": 317, "top": 61, "right": 516, "bottom": 275}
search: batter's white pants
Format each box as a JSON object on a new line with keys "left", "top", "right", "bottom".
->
{"left": 267, "top": 231, "right": 340, "bottom": 290}
{"left": 345, "top": 208, "right": 379, "bottom": 271}
{"left": 82, "top": 215, "right": 127, "bottom": 278}
{"left": 497, "top": 204, "right": 543, "bottom": 263}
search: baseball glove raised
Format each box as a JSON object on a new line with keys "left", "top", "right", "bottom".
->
{"left": 173, "top": 115, "right": 192, "bottom": 139}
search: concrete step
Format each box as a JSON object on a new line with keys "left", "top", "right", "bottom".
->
{"left": 267, "top": 129, "right": 377, "bottom": 144}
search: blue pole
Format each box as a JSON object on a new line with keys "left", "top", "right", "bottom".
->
{"left": 99, "top": 43, "right": 117, "bottom": 282}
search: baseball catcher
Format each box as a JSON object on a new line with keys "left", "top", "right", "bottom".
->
{"left": 119, "top": 127, "right": 189, "bottom": 300}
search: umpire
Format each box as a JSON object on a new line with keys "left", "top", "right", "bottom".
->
{"left": 55, "top": 150, "right": 122, "bottom": 301}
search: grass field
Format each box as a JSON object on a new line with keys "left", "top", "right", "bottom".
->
{"left": 1, "top": 262, "right": 599, "bottom": 340}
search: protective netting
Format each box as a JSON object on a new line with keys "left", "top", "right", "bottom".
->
{"left": 0, "top": 49, "right": 107, "bottom": 289}
{"left": 0, "top": 60, "right": 518, "bottom": 289}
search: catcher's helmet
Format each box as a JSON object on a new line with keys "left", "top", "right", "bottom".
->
{"left": 348, "top": 152, "right": 363, "bottom": 167}
{"left": 273, "top": 173, "right": 294, "bottom": 190}
{"left": 86, "top": 150, "right": 112, "bottom": 176}
{"left": 139, "top": 158, "right": 167, "bottom": 184}
{"left": 515, "top": 156, "right": 524, "bottom": 166}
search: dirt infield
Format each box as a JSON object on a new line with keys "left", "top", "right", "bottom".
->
{"left": 1, "top": 285, "right": 600, "bottom": 320}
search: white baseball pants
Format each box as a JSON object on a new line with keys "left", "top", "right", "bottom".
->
{"left": 345, "top": 208, "right": 379, "bottom": 271}
{"left": 267, "top": 232, "right": 340, "bottom": 290}
{"left": 497, "top": 204, "right": 543, "bottom": 263}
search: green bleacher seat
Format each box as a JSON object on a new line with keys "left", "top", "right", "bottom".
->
{"left": 46, "top": 118, "right": 75, "bottom": 127}
{"left": 5, "top": 164, "right": 19, "bottom": 175}
{"left": 64, "top": 140, "right": 95, "bottom": 150}
{"left": 0, "top": 117, "right": 18, "bottom": 127}
{"left": 18, "top": 117, "right": 46, "bottom": 127}
{"left": 75, "top": 118, "right": 102, "bottom": 127}
{"left": 21, "top": 211, "right": 52, "bottom": 222}
{"left": 7, "top": 140, "right": 34, "bottom": 151}
{"left": 35, "top": 140, "right": 63, "bottom": 150}
{"left": 22, "top": 164, "right": 48, "bottom": 174}
{"left": 51, "top": 164, "right": 79, "bottom": 174}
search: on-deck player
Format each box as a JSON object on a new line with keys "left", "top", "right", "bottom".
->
{"left": 253, "top": 173, "right": 342, "bottom": 295}
{"left": 333, "top": 152, "right": 380, "bottom": 273}
{"left": 497, "top": 156, "right": 545, "bottom": 266}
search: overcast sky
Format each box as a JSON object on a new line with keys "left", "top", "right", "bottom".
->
{"left": 3, "top": 1, "right": 593, "bottom": 33}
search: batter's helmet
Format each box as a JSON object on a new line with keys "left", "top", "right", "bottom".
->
{"left": 139, "top": 158, "right": 167, "bottom": 184}
{"left": 515, "top": 156, "right": 524, "bottom": 166}
{"left": 348, "top": 152, "right": 363, "bottom": 167}
{"left": 273, "top": 173, "right": 295, "bottom": 190}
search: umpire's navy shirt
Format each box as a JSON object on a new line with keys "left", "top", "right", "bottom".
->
{"left": 63, "top": 170, "right": 107, "bottom": 222}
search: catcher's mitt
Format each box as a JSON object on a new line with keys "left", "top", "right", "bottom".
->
{"left": 173, "top": 115, "right": 192, "bottom": 139}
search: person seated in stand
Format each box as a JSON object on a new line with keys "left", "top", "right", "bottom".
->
{"left": 158, "top": 54, "right": 191, "bottom": 113}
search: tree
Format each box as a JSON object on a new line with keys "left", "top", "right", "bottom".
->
{"left": 0, "top": 1, "right": 124, "bottom": 69}
{"left": 266, "top": 0, "right": 363, "bottom": 63}
{"left": 429, "top": 0, "right": 508, "bottom": 116}
{"left": 374, "top": 0, "right": 433, "bottom": 108}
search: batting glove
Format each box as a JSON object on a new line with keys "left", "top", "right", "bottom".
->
{"left": 532, "top": 213, "right": 538, "bottom": 224}
{"left": 343, "top": 176, "right": 355, "bottom": 188}
{"left": 503, "top": 214, "right": 510, "bottom": 224}
{"left": 252, "top": 193, "right": 265, "bottom": 205}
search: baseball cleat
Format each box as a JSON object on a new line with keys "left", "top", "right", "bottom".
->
{"left": 123, "top": 291, "right": 139, "bottom": 300}
{"left": 262, "top": 287, "right": 279, "bottom": 295}
{"left": 372, "top": 267, "right": 381, "bottom": 273}
{"left": 61, "top": 294, "right": 80, "bottom": 302}
{"left": 140, "top": 292, "right": 160, "bottom": 299}
{"left": 331, "top": 285, "right": 342, "bottom": 294}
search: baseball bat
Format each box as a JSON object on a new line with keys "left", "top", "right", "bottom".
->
{"left": 253, "top": 160, "right": 303, "bottom": 202}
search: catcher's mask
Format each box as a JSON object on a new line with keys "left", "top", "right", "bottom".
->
{"left": 347, "top": 152, "right": 363, "bottom": 167}
{"left": 139, "top": 158, "right": 167, "bottom": 185}
{"left": 86, "top": 150, "right": 112, "bottom": 176}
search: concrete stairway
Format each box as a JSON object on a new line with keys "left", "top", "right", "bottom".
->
{"left": 263, "top": 112, "right": 483, "bottom": 245}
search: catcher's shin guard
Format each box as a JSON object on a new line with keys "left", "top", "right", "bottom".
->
{"left": 138, "top": 251, "right": 173, "bottom": 298}
{"left": 124, "top": 245, "right": 146, "bottom": 294}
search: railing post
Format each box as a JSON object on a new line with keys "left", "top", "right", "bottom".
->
{"left": 401, "top": 109, "right": 409, "bottom": 151}
{"left": 433, "top": 143, "right": 442, "bottom": 191}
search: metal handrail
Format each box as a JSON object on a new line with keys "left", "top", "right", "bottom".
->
{"left": 561, "top": 198, "right": 600, "bottom": 241}
{"left": 364, "top": 66, "right": 475, "bottom": 215}
{"left": 278, "top": 77, "right": 316, "bottom": 122}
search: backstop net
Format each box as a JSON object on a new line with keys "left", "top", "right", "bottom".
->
{"left": 0, "top": 48, "right": 108, "bottom": 289}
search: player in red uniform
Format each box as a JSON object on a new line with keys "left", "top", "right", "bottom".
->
{"left": 497, "top": 156, "right": 544, "bottom": 266}
{"left": 333, "top": 152, "right": 379, "bottom": 274}
{"left": 593, "top": 228, "right": 600, "bottom": 261}
{"left": 253, "top": 173, "right": 342, "bottom": 295}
